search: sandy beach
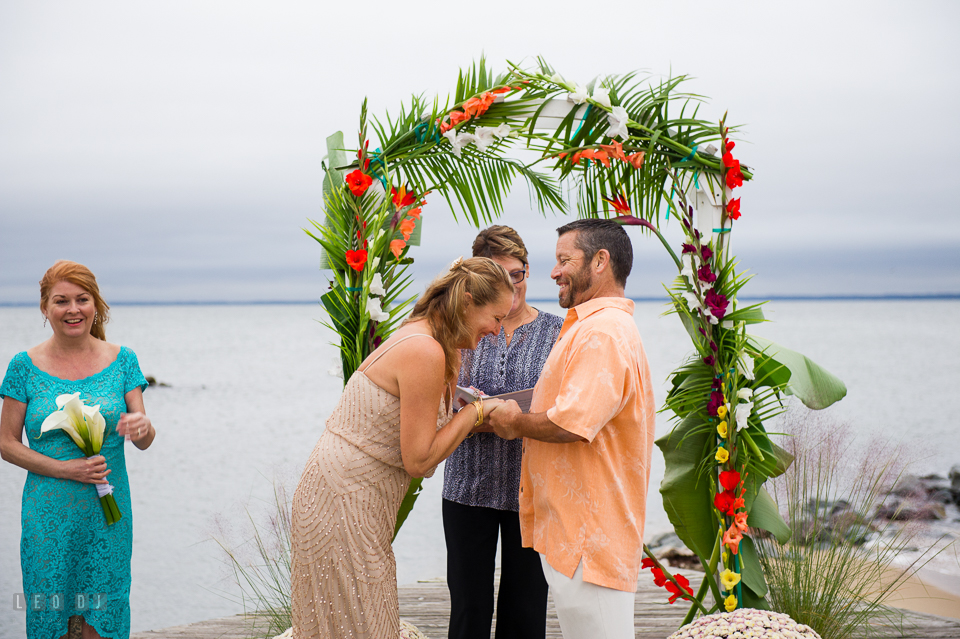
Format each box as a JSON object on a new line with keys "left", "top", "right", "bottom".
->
{"left": 888, "top": 568, "right": 960, "bottom": 620}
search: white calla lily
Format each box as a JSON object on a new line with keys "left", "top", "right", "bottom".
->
{"left": 81, "top": 404, "right": 106, "bottom": 454}
{"left": 592, "top": 87, "right": 612, "bottom": 109}
{"left": 605, "top": 106, "right": 630, "bottom": 140}
{"left": 568, "top": 84, "right": 589, "bottom": 105}
{"left": 366, "top": 297, "right": 390, "bottom": 322}
{"left": 737, "top": 387, "right": 754, "bottom": 402}
{"left": 369, "top": 273, "right": 386, "bottom": 296}
{"left": 41, "top": 393, "right": 90, "bottom": 451}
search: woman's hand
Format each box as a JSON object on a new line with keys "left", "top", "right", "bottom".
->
{"left": 471, "top": 398, "right": 505, "bottom": 433}
{"left": 61, "top": 455, "right": 111, "bottom": 484}
{"left": 117, "top": 412, "right": 152, "bottom": 444}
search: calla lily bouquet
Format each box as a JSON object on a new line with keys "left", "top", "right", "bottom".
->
{"left": 41, "top": 392, "right": 122, "bottom": 525}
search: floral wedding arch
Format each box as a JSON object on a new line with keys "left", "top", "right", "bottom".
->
{"left": 307, "top": 58, "right": 846, "bottom": 621}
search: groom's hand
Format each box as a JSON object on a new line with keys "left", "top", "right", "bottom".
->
{"left": 488, "top": 400, "right": 523, "bottom": 440}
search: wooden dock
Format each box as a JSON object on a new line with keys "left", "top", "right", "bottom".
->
{"left": 131, "top": 573, "right": 960, "bottom": 638}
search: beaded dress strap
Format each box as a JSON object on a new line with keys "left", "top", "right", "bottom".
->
{"left": 360, "top": 333, "right": 438, "bottom": 375}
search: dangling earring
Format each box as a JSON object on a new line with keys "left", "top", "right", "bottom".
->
{"left": 42, "top": 315, "right": 48, "bottom": 327}
{"left": 93, "top": 312, "right": 99, "bottom": 324}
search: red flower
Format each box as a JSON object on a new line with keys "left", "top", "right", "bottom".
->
{"left": 700, "top": 246, "right": 714, "bottom": 260}
{"left": 345, "top": 170, "right": 373, "bottom": 197}
{"left": 641, "top": 557, "right": 656, "bottom": 569}
{"left": 725, "top": 140, "right": 735, "bottom": 153}
{"left": 345, "top": 249, "right": 368, "bottom": 272}
{"left": 706, "top": 389, "right": 725, "bottom": 415}
{"left": 603, "top": 192, "right": 631, "bottom": 215}
{"left": 651, "top": 566, "right": 668, "bottom": 587}
{"left": 698, "top": 265, "right": 717, "bottom": 284}
{"left": 719, "top": 470, "right": 741, "bottom": 492}
{"left": 714, "top": 490, "right": 735, "bottom": 514}
{"left": 665, "top": 574, "right": 693, "bottom": 603}
{"left": 390, "top": 239, "right": 406, "bottom": 260}
{"left": 703, "top": 354, "right": 716, "bottom": 367}
{"left": 722, "top": 151, "right": 737, "bottom": 168}
{"left": 725, "top": 162, "right": 743, "bottom": 189}
{"left": 705, "top": 290, "right": 729, "bottom": 319}
{"left": 406, "top": 207, "right": 422, "bottom": 220}
{"left": 391, "top": 185, "right": 417, "bottom": 209}
{"left": 682, "top": 243, "right": 698, "bottom": 254}
{"left": 726, "top": 198, "right": 741, "bottom": 221}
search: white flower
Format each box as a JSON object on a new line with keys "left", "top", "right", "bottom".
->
{"left": 369, "top": 273, "right": 385, "bottom": 296}
{"left": 41, "top": 392, "right": 106, "bottom": 454}
{"left": 549, "top": 72, "right": 565, "bottom": 85}
{"left": 567, "top": 84, "right": 589, "bottom": 105}
{"left": 366, "top": 297, "right": 390, "bottom": 322}
{"left": 474, "top": 124, "right": 512, "bottom": 151}
{"left": 737, "top": 387, "right": 754, "bottom": 401}
{"left": 735, "top": 401, "right": 753, "bottom": 431}
{"left": 592, "top": 87, "right": 611, "bottom": 109}
{"left": 680, "top": 253, "right": 697, "bottom": 284}
{"left": 703, "top": 307, "right": 719, "bottom": 325}
{"left": 605, "top": 105, "right": 630, "bottom": 140}
{"left": 371, "top": 257, "right": 381, "bottom": 271}
{"left": 682, "top": 291, "right": 701, "bottom": 311}
{"left": 443, "top": 130, "right": 478, "bottom": 158}
{"left": 738, "top": 353, "right": 755, "bottom": 381}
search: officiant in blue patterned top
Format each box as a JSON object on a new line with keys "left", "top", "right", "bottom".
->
{"left": 442, "top": 226, "right": 563, "bottom": 639}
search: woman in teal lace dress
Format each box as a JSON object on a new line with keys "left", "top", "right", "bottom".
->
{"left": 0, "top": 261, "right": 155, "bottom": 639}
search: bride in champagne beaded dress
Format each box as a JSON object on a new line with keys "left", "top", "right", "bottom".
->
{"left": 288, "top": 258, "right": 515, "bottom": 639}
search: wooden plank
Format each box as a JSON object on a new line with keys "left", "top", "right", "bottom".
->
{"left": 131, "top": 573, "right": 960, "bottom": 639}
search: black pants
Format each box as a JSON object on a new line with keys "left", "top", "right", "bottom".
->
{"left": 442, "top": 498, "right": 548, "bottom": 639}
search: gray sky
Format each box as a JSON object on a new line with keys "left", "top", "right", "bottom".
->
{"left": 1, "top": 0, "right": 958, "bottom": 304}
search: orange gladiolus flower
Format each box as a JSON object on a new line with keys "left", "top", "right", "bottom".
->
{"left": 491, "top": 86, "right": 512, "bottom": 94}
{"left": 601, "top": 141, "right": 626, "bottom": 162}
{"left": 626, "top": 152, "right": 645, "bottom": 169}
{"left": 406, "top": 207, "right": 422, "bottom": 220}
{"left": 734, "top": 511, "right": 749, "bottom": 533}
{"left": 448, "top": 111, "right": 469, "bottom": 127}
{"left": 399, "top": 218, "right": 416, "bottom": 241}
{"left": 479, "top": 92, "right": 496, "bottom": 111}
{"left": 390, "top": 239, "right": 406, "bottom": 260}
{"left": 461, "top": 97, "right": 482, "bottom": 118}
{"left": 723, "top": 524, "right": 743, "bottom": 555}
{"left": 593, "top": 149, "right": 611, "bottom": 167}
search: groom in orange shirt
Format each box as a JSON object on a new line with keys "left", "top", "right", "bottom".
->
{"left": 488, "top": 218, "right": 656, "bottom": 639}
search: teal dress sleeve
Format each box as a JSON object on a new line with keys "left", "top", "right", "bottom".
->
{"left": 0, "top": 351, "right": 28, "bottom": 402}
{"left": 119, "top": 347, "right": 149, "bottom": 395}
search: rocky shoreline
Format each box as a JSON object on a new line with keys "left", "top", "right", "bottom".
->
{"left": 647, "top": 465, "right": 960, "bottom": 571}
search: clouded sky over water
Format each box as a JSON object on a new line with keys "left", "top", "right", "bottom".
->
{"left": 1, "top": 1, "right": 958, "bottom": 304}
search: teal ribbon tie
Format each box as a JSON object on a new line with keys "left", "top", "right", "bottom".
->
{"left": 346, "top": 286, "right": 362, "bottom": 292}
{"left": 367, "top": 148, "right": 388, "bottom": 190}
{"left": 680, "top": 145, "right": 699, "bottom": 163}
{"left": 414, "top": 122, "right": 443, "bottom": 144}
{"left": 573, "top": 104, "right": 593, "bottom": 138}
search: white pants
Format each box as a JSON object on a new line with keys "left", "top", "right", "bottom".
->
{"left": 540, "top": 555, "right": 635, "bottom": 639}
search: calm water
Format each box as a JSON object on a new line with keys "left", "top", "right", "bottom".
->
{"left": 1, "top": 300, "right": 958, "bottom": 634}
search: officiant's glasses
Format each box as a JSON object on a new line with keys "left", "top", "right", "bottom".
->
{"left": 509, "top": 268, "right": 527, "bottom": 284}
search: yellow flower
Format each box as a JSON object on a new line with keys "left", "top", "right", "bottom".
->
{"left": 720, "top": 569, "right": 742, "bottom": 591}
{"left": 715, "top": 446, "right": 729, "bottom": 463}
{"left": 717, "top": 421, "right": 728, "bottom": 438}
{"left": 724, "top": 593, "right": 738, "bottom": 612}
{"left": 717, "top": 405, "right": 728, "bottom": 419}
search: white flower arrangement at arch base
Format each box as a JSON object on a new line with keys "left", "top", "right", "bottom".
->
{"left": 668, "top": 609, "right": 821, "bottom": 639}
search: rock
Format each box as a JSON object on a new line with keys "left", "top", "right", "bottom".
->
{"left": 876, "top": 499, "right": 946, "bottom": 521}
{"left": 890, "top": 474, "right": 925, "bottom": 498}
{"left": 144, "top": 375, "right": 170, "bottom": 388}
{"left": 951, "top": 465, "right": 960, "bottom": 506}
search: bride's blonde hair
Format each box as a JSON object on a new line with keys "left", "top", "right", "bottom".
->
{"left": 40, "top": 260, "right": 111, "bottom": 341}
{"left": 404, "top": 257, "right": 513, "bottom": 384}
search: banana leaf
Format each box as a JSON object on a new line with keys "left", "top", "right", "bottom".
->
{"left": 747, "top": 336, "right": 847, "bottom": 410}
